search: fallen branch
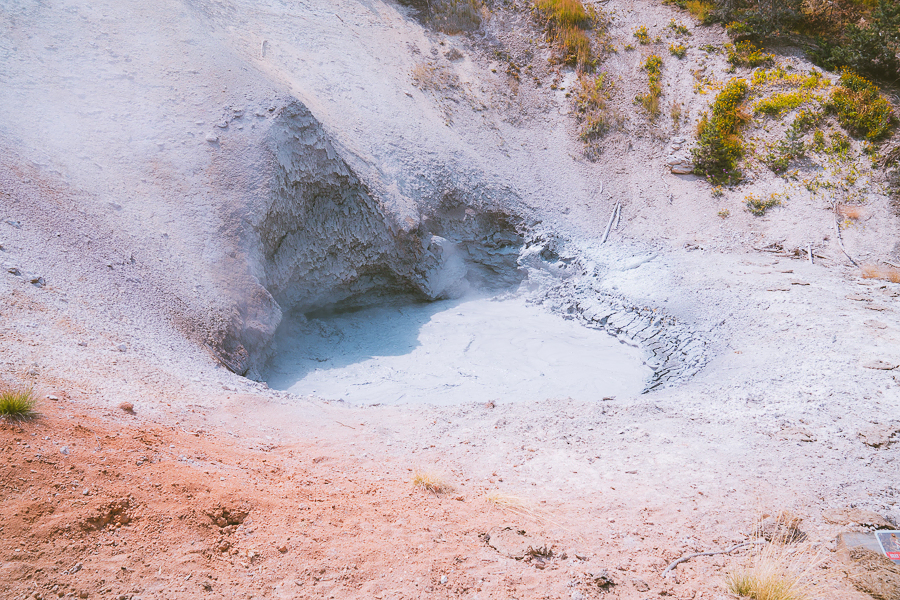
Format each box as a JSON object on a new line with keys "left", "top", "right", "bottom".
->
{"left": 832, "top": 202, "right": 858, "bottom": 267}
{"left": 601, "top": 199, "right": 620, "bottom": 244}
{"left": 662, "top": 540, "right": 766, "bottom": 577}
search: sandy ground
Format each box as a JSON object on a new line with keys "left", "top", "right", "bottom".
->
{"left": 2, "top": 0, "right": 900, "bottom": 598}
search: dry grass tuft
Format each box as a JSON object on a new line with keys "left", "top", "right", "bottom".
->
{"left": 0, "top": 384, "right": 39, "bottom": 420}
{"left": 861, "top": 265, "right": 900, "bottom": 283}
{"left": 412, "top": 470, "right": 454, "bottom": 494}
{"left": 836, "top": 204, "right": 864, "bottom": 220}
{"left": 726, "top": 512, "right": 823, "bottom": 600}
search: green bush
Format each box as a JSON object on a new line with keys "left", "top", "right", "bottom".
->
{"left": 669, "top": 43, "right": 687, "bottom": 59}
{"left": 0, "top": 385, "right": 38, "bottom": 420}
{"left": 745, "top": 192, "right": 782, "bottom": 216}
{"left": 637, "top": 55, "right": 664, "bottom": 119}
{"left": 815, "top": 0, "right": 900, "bottom": 81}
{"left": 633, "top": 25, "right": 651, "bottom": 45}
{"left": 826, "top": 70, "right": 895, "bottom": 141}
{"left": 753, "top": 91, "right": 811, "bottom": 116}
{"left": 693, "top": 78, "right": 750, "bottom": 185}
{"left": 726, "top": 41, "right": 774, "bottom": 68}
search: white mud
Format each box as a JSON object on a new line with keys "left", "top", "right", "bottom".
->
{"left": 265, "top": 293, "right": 651, "bottom": 405}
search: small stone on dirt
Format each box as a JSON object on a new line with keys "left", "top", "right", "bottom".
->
{"left": 859, "top": 424, "right": 900, "bottom": 448}
{"left": 862, "top": 360, "right": 897, "bottom": 370}
{"left": 823, "top": 508, "right": 894, "bottom": 530}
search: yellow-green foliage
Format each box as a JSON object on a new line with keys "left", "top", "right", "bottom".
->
{"left": 745, "top": 192, "right": 783, "bottom": 216}
{"left": 751, "top": 68, "right": 829, "bottom": 90}
{"left": 633, "top": 25, "right": 651, "bottom": 45}
{"left": 668, "top": 19, "right": 691, "bottom": 35}
{"left": 669, "top": 43, "right": 687, "bottom": 58}
{"left": 692, "top": 78, "right": 750, "bottom": 185}
{"left": 0, "top": 385, "right": 38, "bottom": 420}
{"left": 727, "top": 41, "right": 775, "bottom": 68}
{"left": 753, "top": 91, "right": 820, "bottom": 116}
{"left": 827, "top": 69, "right": 895, "bottom": 141}
{"left": 535, "top": 0, "right": 596, "bottom": 70}
{"left": 638, "top": 55, "right": 664, "bottom": 119}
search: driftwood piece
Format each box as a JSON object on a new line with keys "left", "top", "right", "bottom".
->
{"left": 601, "top": 199, "right": 620, "bottom": 244}
{"left": 662, "top": 540, "right": 766, "bottom": 577}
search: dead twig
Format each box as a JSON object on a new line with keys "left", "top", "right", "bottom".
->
{"left": 832, "top": 201, "right": 858, "bottom": 267}
{"left": 662, "top": 540, "right": 766, "bottom": 577}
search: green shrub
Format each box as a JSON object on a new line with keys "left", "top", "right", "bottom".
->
{"left": 745, "top": 192, "right": 782, "bottom": 216}
{"left": 811, "top": 129, "right": 826, "bottom": 152}
{"left": 637, "top": 55, "right": 664, "bottom": 119}
{"left": 633, "top": 25, "right": 651, "bottom": 45}
{"left": 669, "top": 43, "right": 687, "bottom": 59}
{"left": 692, "top": 78, "right": 750, "bottom": 185}
{"left": 764, "top": 120, "right": 805, "bottom": 175}
{"left": 815, "top": 0, "right": 900, "bottom": 81}
{"left": 826, "top": 70, "right": 895, "bottom": 141}
{"left": 827, "top": 131, "right": 851, "bottom": 157}
{"left": 726, "top": 41, "right": 774, "bottom": 68}
{"left": 668, "top": 19, "right": 691, "bottom": 35}
{"left": 0, "top": 385, "right": 38, "bottom": 420}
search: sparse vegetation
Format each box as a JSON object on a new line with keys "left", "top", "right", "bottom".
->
{"left": 669, "top": 43, "right": 687, "bottom": 59}
{"left": 726, "top": 41, "right": 774, "bottom": 68}
{"left": 826, "top": 70, "right": 895, "bottom": 141}
{"left": 0, "top": 385, "right": 39, "bottom": 420}
{"left": 668, "top": 19, "right": 691, "bottom": 36}
{"left": 637, "top": 55, "right": 664, "bottom": 120}
{"left": 633, "top": 25, "right": 651, "bottom": 45}
{"left": 717, "top": 208, "right": 730, "bottom": 218}
{"left": 693, "top": 78, "right": 750, "bottom": 185}
{"left": 671, "top": 101, "right": 684, "bottom": 129}
{"left": 400, "top": 0, "right": 483, "bottom": 33}
{"left": 574, "top": 73, "right": 620, "bottom": 157}
{"left": 411, "top": 61, "right": 460, "bottom": 92}
{"left": 763, "top": 119, "right": 807, "bottom": 175}
{"left": 412, "top": 470, "right": 454, "bottom": 494}
{"left": 745, "top": 192, "right": 783, "bottom": 216}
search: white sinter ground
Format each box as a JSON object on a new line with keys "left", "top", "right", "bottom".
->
{"left": 265, "top": 292, "right": 652, "bottom": 405}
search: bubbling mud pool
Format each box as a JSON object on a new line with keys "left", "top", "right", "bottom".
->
{"left": 264, "top": 293, "right": 653, "bottom": 405}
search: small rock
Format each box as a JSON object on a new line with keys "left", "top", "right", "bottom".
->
{"left": 823, "top": 508, "right": 894, "bottom": 529}
{"left": 666, "top": 153, "right": 694, "bottom": 174}
{"left": 277, "top": 545, "right": 288, "bottom": 553}
{"left": 46, "top": 395, "right": 59, "bottom": 401}
{"left": 440, "top": 575, "right": 448, "bottom": 584}
{"left": 119, "top": 402, "right": 135, "bottom": 413}
{"left": 570, "top": 592, "right": 585, "bottom": 600}
{"left": 633, "top": 578, "right": 650, "bottom": 592}
{"left": 117, "top": 343, "right": 127, "bottom": 352}
{"left": 5, "top": 219, "right": 22, "bottom": 229}
{"left": 587, "top": 570, "right": 613, "bottom": 587}
{"left": 7, "top": 266, "right": 20, "bottom": 276}
{"left": 82, "top": 488, "right": 90, "bottom": 496}
{"left": 205, "top": 133, "right": 219, "bottom": 143}
{"left": 859, "top": 424, "right": 900, "bottom": 448}
{"left": 59, "top": 446, "right": 69, "bottom": 455}
{"left": 31, "top": 276, "right": 45, "bottom": 287}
